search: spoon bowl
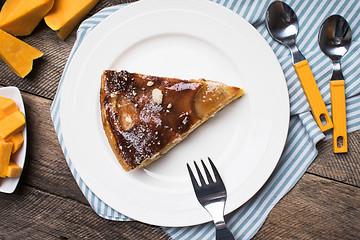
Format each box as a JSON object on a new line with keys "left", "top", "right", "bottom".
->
{"left": 319, "top": 15, "right": 352, "bottom": 62}
{"left": 266, "top": 1, "right": 299, "bottom": 47}
{"left": 319, "top": 15, "right": 352, "bottom": 80}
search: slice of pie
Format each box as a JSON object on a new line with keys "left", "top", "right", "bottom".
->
{"left": 100, "top": 70, "right": 244, "bottom": 171}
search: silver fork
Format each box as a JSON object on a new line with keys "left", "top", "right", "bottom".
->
{"left": 187, "top": 157, "right": 235, "bottom": 240}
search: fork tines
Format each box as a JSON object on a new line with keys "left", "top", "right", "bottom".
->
{"left": 187, "top": 157, "right": 223, "bottom": 187}
{"left": 187, "top": 157, "right": 234, "bottom": 239}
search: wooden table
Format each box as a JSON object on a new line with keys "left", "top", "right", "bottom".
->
{"left": 1, "top": 1, "right": 359, "bottom": 239}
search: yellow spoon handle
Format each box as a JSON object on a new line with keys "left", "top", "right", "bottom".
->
{"left": 330, "top": 80, "right": 348, "bottom": 153}
{"left": 294, "top": 60, "right": 333, "bottom": 132}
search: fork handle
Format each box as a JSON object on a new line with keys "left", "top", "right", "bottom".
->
{"left": 216, "top": 226, "right": 235, "bottom": 240}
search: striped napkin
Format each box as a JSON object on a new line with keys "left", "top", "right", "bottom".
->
{"left": 50, "top": 0, "right": 360, "bottom": 239}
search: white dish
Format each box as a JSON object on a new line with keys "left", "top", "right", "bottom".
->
{"left": 59, "top": 0, "right": 289, "bottom": 227}
{"left": 0, "top": 87, "right": 27, "bottom": 193}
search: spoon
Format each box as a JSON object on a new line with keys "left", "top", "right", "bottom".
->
{"left": 265, "top": 1, "right": 333, "bottom": 132}
{"left": 319, "top": 15, "right": 351, "bottom": 153}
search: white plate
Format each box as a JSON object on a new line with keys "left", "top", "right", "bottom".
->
{"left": 59, "top": 0, "right": 289, "bottom": 227}
{"left": 0, "top": 87, "right": 27, "bottom": 193}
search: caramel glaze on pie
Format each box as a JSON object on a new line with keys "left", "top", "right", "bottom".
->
{"left": 100, "top": 70, "right": 243, "bottom": 171}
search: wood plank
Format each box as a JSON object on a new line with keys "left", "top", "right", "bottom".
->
{"left": 253, "top": 173, "right": 360, "bottom": 240}
{"left": 0, "top": 184, "right": 168, "bottom": 239}
{"left": 307, "top": 131, "right": 360, "bottom": 187}
{"left": 1, "top": 172, "right": 358, "bottom": 239}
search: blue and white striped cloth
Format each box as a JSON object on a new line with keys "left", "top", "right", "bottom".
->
{"left": 50, "top": 0, "right": 360, "bottom": 239}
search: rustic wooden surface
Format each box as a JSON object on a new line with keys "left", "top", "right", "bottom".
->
{"left": 0, "top": 0, "right": 359, "bottom": 239}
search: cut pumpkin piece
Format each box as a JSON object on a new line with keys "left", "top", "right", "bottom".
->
{"left": 6, "top": 161, "right": 22, "bottom": 178}
{"left": 0, "top": 0, "right": 54, "bottom": 36}
{"left": 0, "top": 96, "right": 18, "bottom": 120}
{"left": 0, "top": 140, "right": 13, "bottom": 178}
{"left": 44, "top": 0, "right": 99, "bottom": 40}
{"left": 0, "top": 111, "right": 26, "bottom": 140}
{"left": 100, "top": 70, "right": 244, "bottom": 171}
{"left": 0, "top": 29, "right": 43, "bottom": 78}
{"left": 7, "top": 132, "right": 24, "bottom": 154}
